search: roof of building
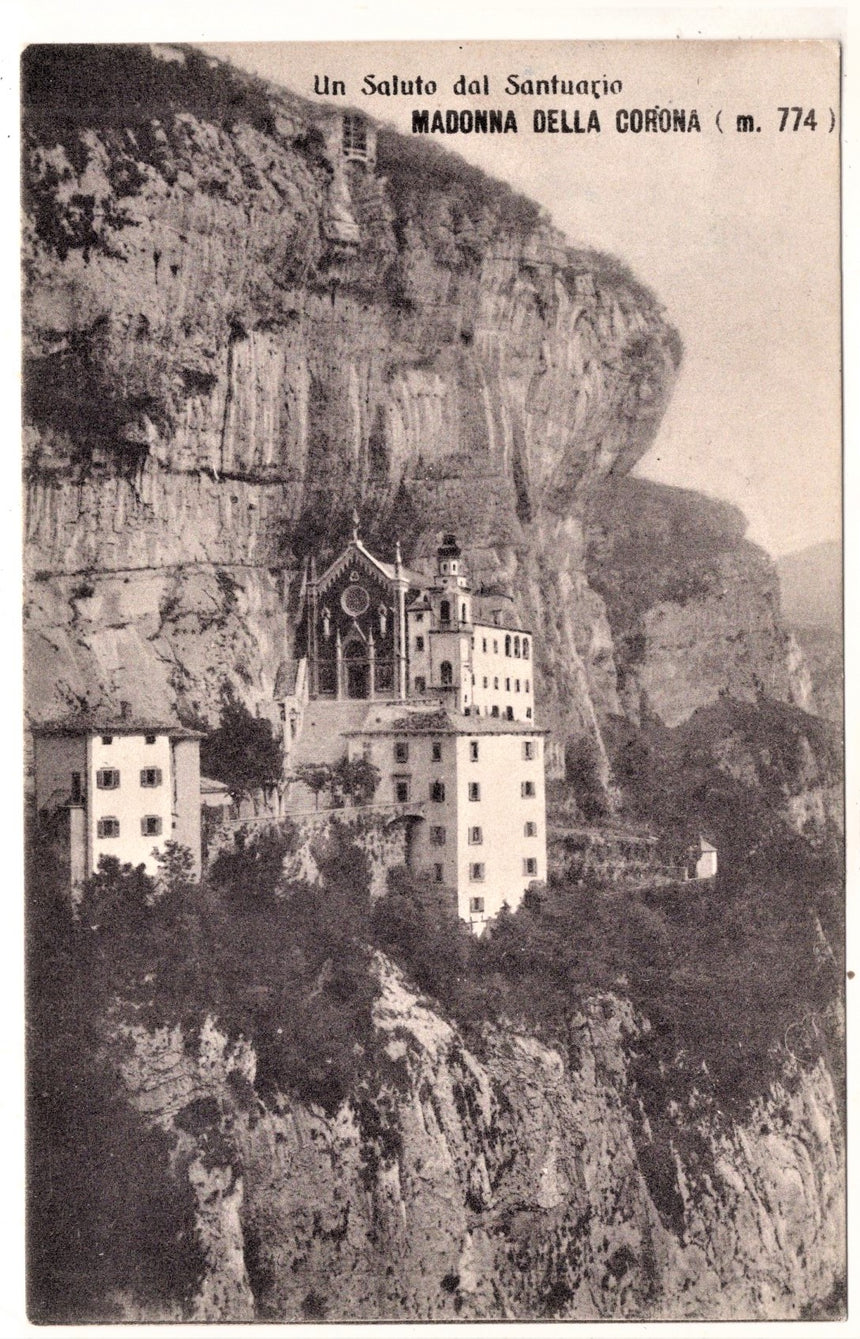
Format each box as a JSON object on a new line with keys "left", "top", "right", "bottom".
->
{"left": 406, "top": 594, "right": 530, "bottom": 633}
{"left": 200, "top": 775, "right": 231, "bottom": 796}
{"left": 32, "top": 718, "right": 205, "bottom": 740}
{"left": 345, "top": 705, "right": 547, "bottom": 737}
{"left": 315, "top": 538, "right": 424, "bottom": 596}
{"left": 471, "top": 594, "right": 530, "bottom": 634}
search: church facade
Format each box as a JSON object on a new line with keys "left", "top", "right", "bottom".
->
{"left": 301, "top": 528, "right": 535, "bottom": 721}
{"left": 303, "top": 530, "right": 411, "bottom": 702}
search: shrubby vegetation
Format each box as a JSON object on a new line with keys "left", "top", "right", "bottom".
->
{"left": 28, "top": 686, "right": 843, "bottom": 1316}
{"left": 375, "top": 127, "right": 544, "bottom": 246}
{"left": 294, "top": 755, "right": 381, "bottom": 809}
{"left": 372, "top": 842, "right": 841, "bottom": 1123}
{"left": 200, "top": 681, "right": 283, "bottom": 802}
{"left": 26, "top": 821, "right": 381, "bottom": 1320}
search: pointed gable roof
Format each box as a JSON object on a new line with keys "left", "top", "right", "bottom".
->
{"left": 314, "top": 538, "right": 425, "bottom": 597}
{"left": 315, "top": 539, "right": 396, "bottom": 597}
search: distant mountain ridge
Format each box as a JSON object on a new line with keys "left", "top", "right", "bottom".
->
{"left": 777, "top": 541, "right": 842, "bottom": 631}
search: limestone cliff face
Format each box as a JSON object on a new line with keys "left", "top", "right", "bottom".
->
{"left": 22, "top": 44, "right": 818, "bottom": 762}
{"left": 585, "top": 477, "right": 813, "bottom": 730}
{"left": 22, "top": 43, "right": 675, "bottom": 740}
{"left": 22, "top": 45, "right": 820, "bottom": 755}
{"left": 114, "top": 959, "right": 843, "bottom": 1322}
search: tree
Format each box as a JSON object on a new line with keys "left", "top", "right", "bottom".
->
{"left": 200, "top": 682, "right": 283, "bottom": 803}
{"left": 331, "top": 755, "right": 381, "bottom": 807}
{"left": 153, "top": 841, "right": 197, "bottom": 897}
{"left": 294, "top": 763, "right": 332, "bottom": 810}
{"left": 565, "top": 734, "right": 609, "bottom": 821}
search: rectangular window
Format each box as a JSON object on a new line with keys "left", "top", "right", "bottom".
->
{"left": 505, "top": 677, "right": 511, "bottom": 692}
{"left": 431, "top": 826, "right": 446, "bottom": 845}
{"left": 142, "top": 816, "right": 163, "bottom": 837}
{"left": 469, "top": 863, "right": 485, "bottom": 882}
{"left": 521, "top": 780, "right": 536, "bottom": 797}
{"left": 394, "top": 741, "right": 409, "bottom": 763}
{"left": 469, "top": 740, "right": 479, "bottom": 761}
{"left": 101, "top": 735, "right": 113, "bottom": 746}
{"left": 482, "top": 638, "right": 487, "bottom": 653}
{"left": 415, "top": 636, "right": 424, "bottom": 652}
{"left": 431, "top": 740, "right": 442, "bottom": 761}
{"left": 493, "top": 677, "right": 499, "bottom": 690}
{"left": 506, "top": 706, "right": 514, "bottom": 721}
{"left": 468, "top": 782, "right": 480, "bottom": 801}
{"left": 415, "top": 612, "right": 424, "bottom": 623}
{"left": 144, "top": 734, "right": 157, "bottom": 745}
{"left": 415, "top": 676, "right": 426, "bottom": 693}
{"left": 96, "top": 817, "right": 120, "bottom": 838}
{"left": 434, "top": 863, "right": 444, "bottom": 883}
{"left": 395, "top": 778, "right": 410, "bottom": 803}
{"left": 524, "top": 821, "right": 537, "bottom": 838}
{"left": 525, "top": 680, "right": 530, "bottom": 693}
{"left": 523, "top": 741, "right": 535, "bottom": 760}
{"left": 140, "top": 767, "right": 163, "bottom": 788}
{"left": 523, "top": 857, "right": 538, "bottom": 876}
{"left": 523, "top": 639, "right": 530, "bottom": 660}
{"left": 483, "top": 676, "right": 488, "bottom": 689}
{"left": 516, "top": 679, "right": 521, "bottom": 693}
{"left": 526, "top": 707, "right": 533, "bottom": 719}
{"left": 343, "top": 114, "right": 368, "bottom": 157}
{"left": 430, "top": 781, "right": 446, "bottom": 802}
{"left": 491, "top": 706, "right": 500, "bottom": 718}
{"left": 468, "top": 826, "right": 482, "bottom": 844}
{"left": 469, "top": 896, "right": 485, "bottom": 914}
{"left": 96, "top": 768, "right": 120, "bottom": 789}
{"left": 493, "top": 640, "right": 498, "bottom": 654}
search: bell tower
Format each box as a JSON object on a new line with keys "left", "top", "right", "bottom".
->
{"left": 432, "top": 532, "right": 472, "bottom": 628}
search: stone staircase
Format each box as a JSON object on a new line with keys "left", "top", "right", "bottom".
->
{"left": 289, "top": 699, "right": 375, "bottom": 768}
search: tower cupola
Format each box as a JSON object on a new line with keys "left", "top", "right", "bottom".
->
{"left": 433, "top": 531, "right": 471, "bottom": 627}
{"left": 436, "top": 532, "right": 463, "bottom": 578}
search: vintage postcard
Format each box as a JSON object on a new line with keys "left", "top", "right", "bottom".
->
{"left": 21, "top": 35, "right": 844, "bottom": 1326}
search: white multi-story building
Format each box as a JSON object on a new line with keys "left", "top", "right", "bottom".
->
{"left": 296, "top": 528, "right": 548, "bottom": 930}
{"left": 345, "top": 705, "right": 546, "bottom": 930}
{"left": 32, "top": 715, "right": 203, "bottom": 890}
{"left": 406, "top": 534, "right": 535, "bottom": 722}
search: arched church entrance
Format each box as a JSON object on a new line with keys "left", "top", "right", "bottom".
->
{"left": 343, "top": 639, "right": 370, "bottom": 699}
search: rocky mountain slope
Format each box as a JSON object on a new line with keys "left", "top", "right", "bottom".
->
{"left": 109, "top": 959, "right": 843, "bottom": 1322}
{"left": 23, "top": 44, "right": 844, "bottom": 1325}
{"left": 775, "top": 543, "right": 842, "bottom": 726}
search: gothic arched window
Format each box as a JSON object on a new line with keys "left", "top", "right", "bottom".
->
{"left": 440, "top": 661, "right": 453, "bottom": 687}
{"left": 440, "top": 599, "right": 451, "bottom": 625}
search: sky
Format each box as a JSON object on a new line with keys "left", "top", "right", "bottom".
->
{"left": 205, "top": 39, "right": 842, "bottom": 558}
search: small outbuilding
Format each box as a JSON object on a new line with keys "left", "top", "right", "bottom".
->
{"left": 686, "top": 835, "right": 718, "bottom": 881}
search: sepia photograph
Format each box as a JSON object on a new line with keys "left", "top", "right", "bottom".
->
{"left": 21, "top": 32, "right": 844, "bottom": 1324}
